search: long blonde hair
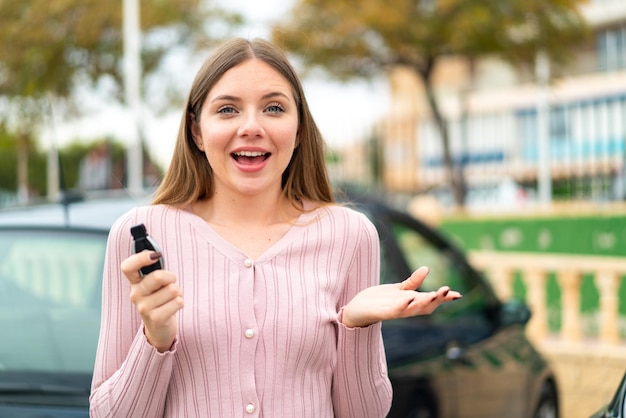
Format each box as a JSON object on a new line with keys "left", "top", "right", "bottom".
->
{"left": 152, "top": 38, "right": 334, "bottom": 208}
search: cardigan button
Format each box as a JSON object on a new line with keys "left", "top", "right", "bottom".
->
{"left": 244, "top": 329, "right": 255, "bottom": 339}
{"left": 244, "top": 258, "right": 253, "bottom": 268}
{"left": 245, "top": 403, "right": 256, "bottom": 413}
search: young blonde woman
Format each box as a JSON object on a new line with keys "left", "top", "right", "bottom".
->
{"left": 89, "top": 37, "right": 461, "bottom": 418}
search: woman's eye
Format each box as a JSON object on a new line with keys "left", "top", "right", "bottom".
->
{"left": 217, "top": 106, "right": 236, "bottom": 114}
{"left": 266, "top": 103, "right": 285, "bottom": 113}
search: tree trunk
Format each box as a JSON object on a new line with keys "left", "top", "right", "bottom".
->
{"left": 418, "top": 66, "right": 466, "bottom": 208}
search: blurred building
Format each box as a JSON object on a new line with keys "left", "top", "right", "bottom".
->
{"left": 377, "top": 0, "right": 626, "bottom": 208}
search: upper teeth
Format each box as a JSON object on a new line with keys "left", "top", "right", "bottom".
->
{"left": 235, "top": 151, "right": 265, "bottom": 157}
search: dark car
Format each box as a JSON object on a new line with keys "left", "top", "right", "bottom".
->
{"left": 590, "top": 370, "right": 626, "bottom": 418}
{"left": 0, "top": 193, "right": 558, "bottom": 418}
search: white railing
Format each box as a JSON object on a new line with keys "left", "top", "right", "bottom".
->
{"left": 468, "top": 250, "right": 626, "bottom": 345}
{"left": 468, "top": 250, "right": 626, "bottom": 417}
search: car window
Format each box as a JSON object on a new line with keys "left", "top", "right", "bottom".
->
{"left": 0, "top": 229, "right": 106, "bottom": 374}
{"left": 372, "top": 210, "right": 499, "bottom": 366}
{"left": 391, "top": 221, "right": 465, "bottom": 291}
{"left": 388, "top": 219, "right": 493, "bottom": 320}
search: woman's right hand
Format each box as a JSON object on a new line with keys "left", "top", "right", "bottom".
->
{"left": 121, "top": 251, "right": 184, "bottom": 352}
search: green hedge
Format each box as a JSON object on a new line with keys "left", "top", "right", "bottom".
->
{"left": 440, "top": 214, "right": 626, "bottom": 257}
{"left": 440, "top": 213, "right": 626, "bottom": 328}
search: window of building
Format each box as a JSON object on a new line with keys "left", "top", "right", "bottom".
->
{"left": 597, "top": 25, "right": 626, "bottom": 71}
{"left": 550, "top": 106, "right": 569, "bottom": 143}
{"left": 517, "top": 110, "right": 538, "bottom": 161}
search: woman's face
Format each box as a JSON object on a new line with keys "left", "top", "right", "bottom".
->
{"left": 192, "top": 58, "right": 299, "bottom": 198}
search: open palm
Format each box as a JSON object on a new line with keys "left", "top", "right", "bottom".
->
{"left": 341, "top": 266, "right": 462, "bottom": 328}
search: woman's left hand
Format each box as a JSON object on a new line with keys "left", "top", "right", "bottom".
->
{"left": 341, "top": 266, "right": 462, "bottom": 328}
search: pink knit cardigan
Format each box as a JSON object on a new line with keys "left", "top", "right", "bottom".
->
{"left": 90, "top": 202, "right": 392, "bottom": 417}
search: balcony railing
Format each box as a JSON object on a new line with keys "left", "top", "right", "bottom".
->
{"left": 469, "top": 250, "right": 626, "bottom": 345}
{"left": 468, "top": 250, "right": 626, "bottom": 418}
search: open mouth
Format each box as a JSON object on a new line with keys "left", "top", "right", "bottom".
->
{"left": 231, "top": 151, "right": 271, "bottom": 164}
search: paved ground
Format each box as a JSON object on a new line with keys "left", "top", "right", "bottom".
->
{"left": 539, "top": 340, "right": 626, "bottom": 418}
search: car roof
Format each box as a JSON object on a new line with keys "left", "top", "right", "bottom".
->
{"left": 0, "top": 190, "right": 413, "bottom": 233}
{"left": 0, "top": 188, "right": 382, "bottom": 230}
{"left": 0, "top": 193, "right": 152, "bottom": 230}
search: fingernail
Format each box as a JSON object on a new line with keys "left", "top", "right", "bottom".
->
{"left": 452, "top": 296, "right": 461, "bottom": 300}
{"left": 149, "top": 252, "right": 162, "bottom": 260}
{"left": 443, "top": 290, "right": 449, "bottom": 297}
{"left": 430, "top": 295, "right": 437, "bottom": 302}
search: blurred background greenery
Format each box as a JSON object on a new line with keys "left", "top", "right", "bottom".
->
{"left": 0, "top": 0, "right": 608, "bottom": 212}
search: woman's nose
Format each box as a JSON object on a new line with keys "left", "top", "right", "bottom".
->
{"left": 237, "top": 112, "right": 265, "bottom": 138}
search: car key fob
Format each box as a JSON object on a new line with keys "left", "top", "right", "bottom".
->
{"left": 130, "top": 223, "right": 164, "bottom": 277}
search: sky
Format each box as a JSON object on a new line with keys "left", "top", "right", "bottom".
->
{"left": 42, "top": 0, "right": 391, "bottom": 168}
